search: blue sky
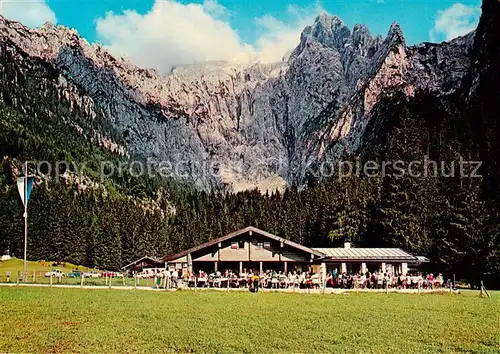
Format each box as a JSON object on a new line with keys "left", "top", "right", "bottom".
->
{"left": 1, "top": 0, "right": 482, "bottom": 72}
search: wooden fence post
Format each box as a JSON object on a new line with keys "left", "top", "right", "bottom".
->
{"left": 81, "top": 275, "right": 84, "bottom": 287}
{"left": 50, "top": 274, "right": 53, "bottom": 287}
{"left": 108, "top": 275, "right": 112, "bottom": 289}
{"left": 32, "top": 271, "right": 36, "bottom": 283}
{"left": 16, "top": 271, "right": 20, "bottom": 285}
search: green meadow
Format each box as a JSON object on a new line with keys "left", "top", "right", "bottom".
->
{"left": 0, "top": 258, "right": 97, "bottom": 278}
{"left": 0, "top": 287, "right": 498, "bottom": 353}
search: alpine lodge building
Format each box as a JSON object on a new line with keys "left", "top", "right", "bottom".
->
{"left": 163, "top": 226, "right": 427, "bottom": 277}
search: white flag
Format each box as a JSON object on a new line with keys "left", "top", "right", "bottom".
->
{"left": 17, "top": 176, "right": 34, "bottom": 207}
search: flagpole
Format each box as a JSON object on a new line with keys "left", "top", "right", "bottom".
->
{"left": 23, "top": 161, "right": 28, "bottom": 283}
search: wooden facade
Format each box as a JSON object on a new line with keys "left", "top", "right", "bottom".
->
{"left": 165, "top": 227, "right": 323, "bottom": 273}
{"left": 163, "top": 226, "right": 426, "bottom": 276}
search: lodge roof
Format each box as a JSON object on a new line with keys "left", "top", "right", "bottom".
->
{"left": 313, "top": 247, "right": 419, "bottom": 262}
{"left": 164, "top": 226, "right": 324, "bottom": 262}
{"left": 122, "top": 256, "right": 164, "bottom": 270}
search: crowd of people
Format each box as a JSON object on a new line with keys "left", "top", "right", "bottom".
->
{"left": 325, "top": 271, "right": 446, "bottom": 290}
{"left": 184, "top": 269, "right": 323, "bottom": 290}
{"left": 137, "top": 268, "right": 321, "bottom": 290}
{"left": 137, "top": 267, "right": 447, "bottom": 291}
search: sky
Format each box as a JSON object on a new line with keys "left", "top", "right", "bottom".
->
{"left": 0, "top": 0, "right": 482, "bottom": 73}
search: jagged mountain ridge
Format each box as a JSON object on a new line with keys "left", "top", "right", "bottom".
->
{"left": 0, "top": 14, "right": 475, "bottom": 191}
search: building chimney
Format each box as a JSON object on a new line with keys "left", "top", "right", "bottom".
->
{"left": 344, "top": 242, "right": 351, "bottom": 249}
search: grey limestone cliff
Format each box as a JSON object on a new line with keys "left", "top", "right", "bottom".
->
{"left": 0, "top": 14, "right": 475, "bottom": 191}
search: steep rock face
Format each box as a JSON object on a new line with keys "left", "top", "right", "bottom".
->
{"left": 407, "top": 33, "right": 475, "bottom": 96}
{"left": 293, "top": 24, "right": 474, "bottom": 182}
{"left": 350, "top": 0, "right": 498, "bottom": 191}
{"left": 466, "top": 0, "right": 500, "bottom": 199}
{"left": 0, "top": 14, "right": 475, "bottom": 191}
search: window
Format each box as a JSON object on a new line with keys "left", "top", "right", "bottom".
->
{"left": 264, "top": 242, "right": 271, "bottom": 248}
{"left": 238, "top": 241, "right": 245, "bottom": 249}
{"left": 231, "top": 242, "right": 238, "bottom": 249}
{"left": 256, "top": 242, "right": 263, "bottom": 249}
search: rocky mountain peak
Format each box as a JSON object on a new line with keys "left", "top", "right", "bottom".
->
{"left": 351, "top": 24, "right": 371, "bottom": 42}
{"left": 299, "top": 13, "right": 350, "bottom": 50}
{"left": 314, "top": 12, "right": 346, "bottom": 33}
{"left": 386, "top": 22, "right": 405, "bottom": 47}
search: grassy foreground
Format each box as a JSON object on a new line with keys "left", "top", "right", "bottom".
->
{"left": 0, "top": 288, "right": 498, "bottom": 353}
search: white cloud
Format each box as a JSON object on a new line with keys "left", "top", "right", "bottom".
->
{"left": 96, "top": 0, "right": 253, "bottom": 73}
{"left": 430, "top": 3, "right": 480, "bottom": 42}
{"left": 0, "top": 0, "right": 56, "bottom": 27}
{"left": 95, "top": 0, "right": 322, "bottom": 73}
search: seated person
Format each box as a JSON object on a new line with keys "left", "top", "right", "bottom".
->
{"left": 310, "top": 273, "right": 320, "bottom": 288}
{"left": 435, "top": 273, "right": 444, "bottom": 287}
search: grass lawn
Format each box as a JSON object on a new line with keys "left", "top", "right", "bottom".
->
{"left": 0, "top": 288, "right": 499, "bottom": 353}
{"left": 0, "top": 258, "right": 98, "bottom": 278}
